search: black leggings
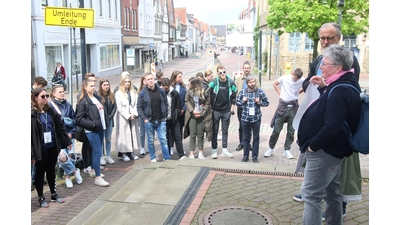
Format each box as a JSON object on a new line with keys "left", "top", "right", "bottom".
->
{"left": 81, "top": 139, "right": 93, "bottom": 168}
{"left": 35, "top": 145, "right": 58, "bottom": 197}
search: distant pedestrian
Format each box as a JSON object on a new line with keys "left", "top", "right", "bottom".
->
{"left": 236, "top": 75, "right": 269, "bottom": 163}
{"left": 208, "top": 65, "right": 237, "bottom": 159}
{"left": 115, "top": 75, "right": 140, "bottom": 161}
{"left": 98, "top": 78, "right": 117, "bottom": 165}
{"left": 137, "top": 72, "right": 170, "bottom": 162}
{"left": 263, "top": 68, "right": 304, "bottom": 159}
{"left": 113, "top": 71, "right": 138, "bottom": 94}
{"left": 31, "top": 88, "right": 71, "bottom": 207}
{"left": 54, "top": 62, "right": 66, "bottom": 80}
{"left": 156, "top": 70, "right": 164, "bottom": 87}
{"left": 183, "top": 77, "right": 212, "bottom": 159}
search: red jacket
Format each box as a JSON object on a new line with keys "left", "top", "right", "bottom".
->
{"left": 55, "top": 66, "right": 66, "bottom": 80}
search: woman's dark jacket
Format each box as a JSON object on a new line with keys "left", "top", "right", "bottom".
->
{"left": 168, "top": 88, "right": 183, "bottom": 125}
{"left": 31, "top": 107, "right": 72, "bottom": 161}
{"left": 297, "top": 72, "right": 361, "bottom": 159}
{"left": 101, "top": 95, "right": 117, "bottom": 128}
{"left": 76, "top": 95, "right": 104, "bottom": 132}
{"left": 50, "top": 98, "right": 76, "bottom": 136}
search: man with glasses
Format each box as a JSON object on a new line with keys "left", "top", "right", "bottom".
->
{"left": 302, "top": 22, "right": 360, "bottom": 92}
{"left": 233, "top": 61, "right": 260, "bottom": 151}
{"left": 209, "top": 65, "right": 237, "bottom": 159}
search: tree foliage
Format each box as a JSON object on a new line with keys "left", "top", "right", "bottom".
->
{"left": 266, "top": 0, "right": 369, "bottom": 60}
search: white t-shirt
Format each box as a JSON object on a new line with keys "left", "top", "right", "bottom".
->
{"left": 277, "top": 75, "right": 304, "bottom": 102}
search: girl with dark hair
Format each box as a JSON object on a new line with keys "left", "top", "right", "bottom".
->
{"left": 76, "top": 79, "right": 109, "bottom": 187}
{"left": 169, "top": 70, "right": 186, "bottom": 155}
{"left": 31, "top": 88, "right": 72, "bottom": 207}
{"left": 98, "top": 79, "right": 117, "bottom": 164}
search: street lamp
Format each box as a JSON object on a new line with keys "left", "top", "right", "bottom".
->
{"left": 338, "top": 0, "right": 345, "bottom": 26}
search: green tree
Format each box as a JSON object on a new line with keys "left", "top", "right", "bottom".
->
{"left": 266, "top": 0, "right": 369, "bottom": 60}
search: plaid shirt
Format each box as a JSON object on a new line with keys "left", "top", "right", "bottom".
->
{"left": 236, "top": 88, "right": 269, "bottom": 122}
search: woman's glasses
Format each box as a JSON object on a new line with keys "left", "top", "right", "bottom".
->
{"left": 40, "top": 94, "right": 50, "bottom": 99}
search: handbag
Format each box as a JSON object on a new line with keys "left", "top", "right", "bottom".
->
{"left": 50, "top": 101, "right": 75, "bottom": 128}
{"left": 75, "top": 126, "right": 87, "bottom": 142}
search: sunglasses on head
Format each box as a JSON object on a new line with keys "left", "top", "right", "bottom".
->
{"left": 40, "top": 94, "right": 50, "bottom": 99}
{"left": 218, "top": 71, "right": 226, "bottom": 75}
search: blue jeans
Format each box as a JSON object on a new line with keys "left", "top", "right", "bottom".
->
{"left": 104, "top": 120, "right": 113, "bottom": 157}
{"left": 241, "top": 119, "right": 261, "bottom": 159}
{"left": 58, "top": 148, "right": 76, "bottom": 176}
{"left": 301, "top": 149, "right": 345, "bottom": 225}
{"left": 140, "top": 119, "right": 146, "bottom": 148}
{"left": 145, "top": 120, "right": 170, "bottom": 160}
{"left": 86, "top": 130, "right": 105, "bottom": 177}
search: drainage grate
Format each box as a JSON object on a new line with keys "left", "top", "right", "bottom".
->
{"left": 202, "top": 206, "right": 274, "bottom": 225}
{"left": 210, "top": 167, "right": 304, "bottom": 177}
{"left": 164, "top": 167, "right": 211, "bottom": 225}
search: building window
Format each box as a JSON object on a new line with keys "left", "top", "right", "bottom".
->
{"left": 114, "top": 0, "right": 118, "bottom": 19}
{"left": 41, "top": 0, "right": 47, "bottom": 6}
{"left": 343, "top": 35, "right": 357, "bottom": 48}
{"left": 289, "top": 32, "right": 301, "bottom": 52}
{"left": 100, "top": 45, "right": 120, "bottom": 70}
{"left": 45, "top": 46, "right": 63, "bottom": 80}
{"left": 99, "top": 0, "right": 103, "bottom": 17}
{"left": 62, "top": 0, "right": 67, "bottom": 7}
{"left": 132, "top": 10, "right": 137, "bottom": 30}
{"left": 89, "top": 0, "right": 93, "bottom": 8}
{"left": 304, "top": 33, "right": 314, "bottom": 52}
{"left": 108, "top": 0, "right": 112, "bottom": 19}
{"left": 123, "top": 7, "right": 127, "bottom": 30}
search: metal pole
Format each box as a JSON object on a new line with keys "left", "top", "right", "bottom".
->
{"left": 268, "top": 33, "right": 272, "bottom": 80}
{"left": 258, "top": 30, "right": 262, "bottom": 86}
{"left": 73, "top": 28, "right": 78, "bottom": 91}
{"left": 338, "top": 0, "right": 344, "bottom": 26}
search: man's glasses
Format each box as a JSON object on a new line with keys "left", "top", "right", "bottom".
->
{"left": 218, "top": 71, "right": 226, "bottom": 75}
{"left": 319, "top": 36, "right": 335, "bottom": 42}
{"left": 40, "top": 94, "right": 50, "bottom": 99}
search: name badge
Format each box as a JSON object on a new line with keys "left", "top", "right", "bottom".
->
{"left": 249, "top": 107, "right": 255, "bottom": 116}
{"left": 44, "top": 132, "right": 52, "bottom": 144}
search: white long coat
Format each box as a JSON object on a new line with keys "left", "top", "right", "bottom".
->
{"left": 115, "top": 89, "right": 140, "bottom": 153}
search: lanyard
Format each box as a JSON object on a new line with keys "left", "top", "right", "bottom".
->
{"left": 40, "top": 112, "right": 48, "bottom": 132}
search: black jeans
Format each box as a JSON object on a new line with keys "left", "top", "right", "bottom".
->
{"left": 166, "top": 119, "right": 185, "bottom": 158}
{"left": 212, "top": 110, "right": 231, "bottom": 149}
{"left": 35, "top": 145, "right": 58, "bottom": 197}
{"left": 81, "top": 138, "right": 93, "bottom": 169}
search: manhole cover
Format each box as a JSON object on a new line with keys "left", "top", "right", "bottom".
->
{"left": 202, "top": 206, "right": 274, "bottom": 225}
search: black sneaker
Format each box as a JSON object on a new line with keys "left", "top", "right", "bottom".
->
{"left": 38, "top": 196, "right": 49, "bottom": 208}
{"left": 293, "top": 193, "right": 304, "bottom": 202}
{"left": 51, "top": 193, "right": 65, "bottom": 203}
{"left": 236, "top": 144, "right": 243, "bottom": 151}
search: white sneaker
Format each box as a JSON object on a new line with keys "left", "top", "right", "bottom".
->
{"left": 222, "top": 148, "right": 233, "bottom": 158}
{"left": 83, "top": 166, "right": 91, "bottom": 174}
{"left": 90, "top": 171, "right": 105, "bottom": 178}
{"left": 106, "top": 156, "right": 115, "bottom": 164}
{"left": 170, "top": 147, "right": 174, "bottom": 156}
{"left": 150, "top": 159, "right": 157, "bottom": 162}
{"left": 198, "top": 153, "right": 205, "bottom": 159}
{"left": 132, "top": 154, "right": 139, "bottom": 160}
{"left": 122, "top": 154, "right": 130, "bottom": 162}
{"left": 65, "top": 178, "right": 73, "bottom": 188}
{"left": 140, "top": 148, "right": 146, "bottom": 155}
{"left": 188, "top": 154, "right": 195, "bottom": 159}
{"left": 100, "top": 166, "right": 105, "bottom": 170}
{"left": 179, "top": 156, "right": 187, "bottom": 161}
{"left": 211, "top": 149, "right": 218, "bottom": 159}
{"left": 95, "top": 177, "right": 109, "bottom": 187}
{"left": 100, "top": 157, "right": 106, "bottom": 166}
{"left": 74, "top": 169, "right": 83, "bottom": 184}
{"left": 283, "top": 150, "right": 294, "bottom": 159}
{"left": 264, "top": 148, "right": 274, "bottom": 157}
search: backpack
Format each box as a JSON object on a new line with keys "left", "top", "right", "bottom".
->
{"left": 328, "top": 84, "right": 369, "bottom": 155}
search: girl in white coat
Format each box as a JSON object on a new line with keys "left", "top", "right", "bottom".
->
{"left": 115, "top": 75, "right": 140, "bottom": 161}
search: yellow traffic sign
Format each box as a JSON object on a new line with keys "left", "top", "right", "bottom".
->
{"left": 45, "top": 7, "right": 94, "bottom": 28}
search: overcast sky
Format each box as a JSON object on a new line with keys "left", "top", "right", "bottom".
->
{"left": 173, "top": 0, "right": 248, "bottom": 25}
